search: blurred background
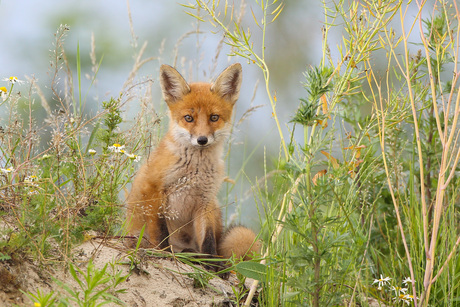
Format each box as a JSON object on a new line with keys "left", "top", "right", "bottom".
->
{"left": 0, "top": 1, "right": 426, "bottom": 228}
{"left": 0, "top": 1, "right": 323, "bottom": 133}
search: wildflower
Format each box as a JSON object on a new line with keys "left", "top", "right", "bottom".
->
{"left": 391, "top": 286, "right": 408, "bottom": 295}
{"left": 126, "top": 153, "right": 141, "bottom": 162}
{"left": 1, "top": 167, "right": 14, "bottom": 174}
{"left": 108, "top": 143, "right": 125, "bottom": 153}
{"left": 88, "top": 149, "right": 97, "bottom": 156}
{"left": 39, "top": 154, "right": 52, "bottom": 160}
{"left": 3, "top": 76, "right": 24, "bottom": 84}
{"left": 372, "top": 274, "right": 391, "bottom": 290}
{"left": 0, "top": 87, "right": 7, "bottom": 100}
{"left": 401, "top": 294, "right": 414, "bottom": 305}
{"left": 402, "top": 277, "right": 415, "bottom": 286}
{"left": 24, "top": 175, "right": 38, "bottom": 183}
{"left": 34, "top": 302, "right": 41, "bottom": 307}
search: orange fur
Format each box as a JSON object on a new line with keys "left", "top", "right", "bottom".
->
{"left": 218, "top": 226, "right": 261, "bottom": 260}
{"left": 126, "top": 64, "right": 259, "bottom": 260}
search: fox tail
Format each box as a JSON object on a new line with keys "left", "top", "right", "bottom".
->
{"left": 218, "top": 225, "right": 261, "bottom": 261}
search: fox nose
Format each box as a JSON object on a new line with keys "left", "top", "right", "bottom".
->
{"left": 197, "top": 136, "right": 208, "bottom": 145}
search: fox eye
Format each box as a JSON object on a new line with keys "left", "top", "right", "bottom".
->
{"left": 184, "top": 115, "right": 194, "bottom": 122}
{"left": 210, "top": 114, "right": 219, "bottom": 122}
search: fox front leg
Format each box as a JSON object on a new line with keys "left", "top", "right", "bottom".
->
{"left": 192, "top": 204, "right": 227, "bottom": 274}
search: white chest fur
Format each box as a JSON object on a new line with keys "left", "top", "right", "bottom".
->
{"left": 162, "top": 142, "right": 224, "bottom": 221}
{"left": 161, "top": 142, "right": 224, "bottom": 252}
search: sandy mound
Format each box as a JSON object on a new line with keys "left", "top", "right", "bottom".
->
{"left": 0, "top": 239, "right": 254, "bottom": 306}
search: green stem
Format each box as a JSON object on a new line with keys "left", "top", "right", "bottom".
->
{"left": 195, "top": 0, "right": 289, "bottom": 160}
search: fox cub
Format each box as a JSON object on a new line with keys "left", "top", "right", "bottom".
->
{"left": 126, "top": 63, "right": 260, "bottom": 261}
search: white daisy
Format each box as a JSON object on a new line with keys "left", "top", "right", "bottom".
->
{"left": 391, "top": 286, "right": 408, "bottom": 295}
{"left": 1, "top": 167, "right": 14, "bottom": 174}
{"left": 24, "top": 175, "right": 38, "bottom": 183}
{"left": 402, "top": 277, "right": 415, "bottom": 286}
{"left": 372, "top": 274, "right": 391, "bottom": 290}
{"left": 125, "top": 152, "right": 141, "bottom": 162}
{"left": 401, "top": 294, "right": 414, "bottom": 305}
{"left": 3, "top": 76, "right": 24, "bottom": 84}
{"left": 0, "top": 87, "right": 7, "bottom": 101}
{"left": 108, "top": 143, "right": 125, "bottom": 153}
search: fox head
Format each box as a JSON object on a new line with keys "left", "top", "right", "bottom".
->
{"left": 159, "top": 64, "right": 242, "bottom": 148}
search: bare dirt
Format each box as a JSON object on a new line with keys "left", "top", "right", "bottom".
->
{"left": 0, "top": 239, "right": 254, "bottom": 307}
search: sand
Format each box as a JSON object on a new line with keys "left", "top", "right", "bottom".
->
{"left": 0, "top": 238, "right": 255, "bottom": 307}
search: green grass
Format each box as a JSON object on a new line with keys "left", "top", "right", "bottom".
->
{"left": 186, "top": 0, "right": 460, "bottom": 306}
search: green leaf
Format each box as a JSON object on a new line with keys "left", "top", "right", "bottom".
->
{"left": 179, "top": 3, "right": 196, "bottom": 9}
{"left": 85, "top": 121, "right": 100, "bottom": 154}
{"left": 0, "top": 252, "right": 11, "bottom": 261}
{"left": 135, "top": 224, "right": 146, "bottom": 251}
{"left": 185, "top": 11, "right": 205, "bottom": 22}
{"left": 69, "top": 263, "right": 84, "bottom": 289}
{"left": 235, "top": 261, "right": 267, "bottom": 282}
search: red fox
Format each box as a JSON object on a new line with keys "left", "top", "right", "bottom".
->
{"left": 126, "top": 63, "right": 260, "bottom": 263}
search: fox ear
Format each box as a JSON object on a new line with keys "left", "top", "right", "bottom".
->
{"left": 211, "top": 63, "right": 242, "bottom": 104}
{"left": 160, "top": 65, "right": 191, "bottom": 104}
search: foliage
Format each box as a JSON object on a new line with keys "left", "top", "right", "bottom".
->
{"left": 188, "top": 0, "right": 460, "bottom": 306}
{"left": 23, "top": 260, "right": 129, "bottom": 307}
{"left": 53, "top": 261, "right": 128, "bottom": 306}
{"left": 0, "top": 24, "right": 155, "bottom": 262}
